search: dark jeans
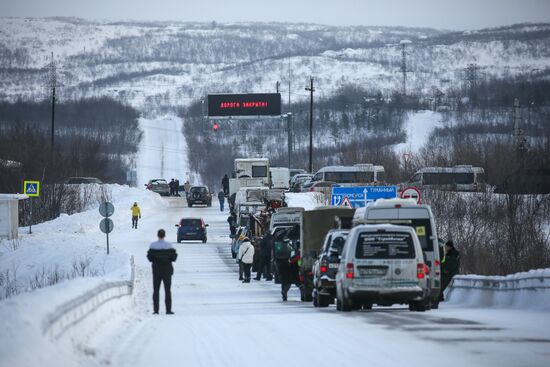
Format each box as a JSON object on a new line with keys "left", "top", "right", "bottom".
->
{"left": 256, "top": 255, "right": 272, "bottom": 280}
{"left": 153, "top": 267, "right": 172, "bottom": 313}
{"left": 242, "top": 263, "right": 252, "bottom": 281}
{"left": 132, "top": 216, "right": 138, "bottom": 228}
{"left": 219, "top": 201, "right": 224, "bottom": 212}
{"left": 281, "top": 283, "right": 291, "bottom": 300}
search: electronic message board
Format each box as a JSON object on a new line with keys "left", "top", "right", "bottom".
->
{"left": 208, "top": 93, "right": 281, "bottom": 117}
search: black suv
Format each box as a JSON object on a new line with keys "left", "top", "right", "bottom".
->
{"left": 312, "top": 229, "right": 348, "bottom": 307}
{"left": 187, "top": 186, "right": 212, "bottom": 207}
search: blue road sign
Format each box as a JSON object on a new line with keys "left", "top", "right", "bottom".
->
{"left": 331, "top": 186, "right": 397, "bottom": 208}
{"left": 23, "top": 180, "right": 40, "bottom": 197}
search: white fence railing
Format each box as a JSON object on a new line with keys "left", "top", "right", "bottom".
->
{"left": 42, "top": 256, "right": 135, "bottom": 339}
{"left": 445, "top": 270, "right": 550, "bottom": 310}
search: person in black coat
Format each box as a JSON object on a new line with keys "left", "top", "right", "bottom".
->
{"left": 222, "top": 174, "right": 230, "bottom": 195}
{"left": 147, "top": 229, "right": 178, "bottom": 314}
{"left": 255, "top": 232, "right": 273, "bottom": 281}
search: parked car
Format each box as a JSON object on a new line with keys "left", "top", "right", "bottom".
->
{"left": 145, "top": 179, "right": 170, "bottom": 196}
{"left": 335, "top": 224, "right": 431, "bottom": 312}
{"left": 290, "top": 174, "right": 313, "bottom": 192}
{"left": 65, "top": 177, "right": 103, "bottom": 184}
{"left": 312, "top": 229, "right": 348, "bottom": 307}
{"left": 187, "top": 186, "right": 212, "bottom": 207}
{"left": 176, "top": 218, "right": 208, "bottom": 243}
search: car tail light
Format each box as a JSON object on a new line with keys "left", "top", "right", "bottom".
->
{"left": 346, "top": 263, "right": 354, "bottom": 279}
{"left": 417, "top": 263, "right": 429, "bottom": 279}
{"left": 434, "top": 260, "right": 440, "bottom": 276}
{"left": 320, "top": 260, "right": 328, "bottom": 273}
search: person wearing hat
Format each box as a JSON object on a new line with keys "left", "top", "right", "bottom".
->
{"left": 131, "top": 202, "right": 141, "bottom": 229}
{"left": 238, "top": 237, "right": 255, "bottom": 283}
{"left": 440, "top": 240, "right": 460, "bottom": 301}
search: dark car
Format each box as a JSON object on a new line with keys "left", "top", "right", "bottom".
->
{"left": 312, "top": 229, "right": 348, "bottom": 307}
{"left": 176, "top": 218, "right": 208, "bottom": 243}
{"left": 187, "top": 186, "right": 212, "bottom": 207}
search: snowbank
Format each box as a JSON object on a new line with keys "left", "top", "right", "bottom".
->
{"left": 285, "top": 192, "right": 325, "bottom": 210}
{"left": 445, "top": 268, "right": 550, "bottom": 311}
{"left": 0, "top": 184, "right": 165, "bottom": 299}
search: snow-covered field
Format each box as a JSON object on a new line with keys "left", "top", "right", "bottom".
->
{"left": 394, "top": 110, "right": 443, "bottom": 153}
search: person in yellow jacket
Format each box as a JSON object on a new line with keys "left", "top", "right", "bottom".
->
{"left": 131, "top": 202, "right": 141, "bottom": 229}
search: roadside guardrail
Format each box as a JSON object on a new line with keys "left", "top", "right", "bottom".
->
{"left": 42, "top": 256, "right": 135, "bottom": 339}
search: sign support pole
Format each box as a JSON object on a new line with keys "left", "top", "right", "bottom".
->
{"left": 106, "top": 203, "right": 110, "bottom": 255}
{"left": 29, "top": 199, "right": 32, "bottom": 234}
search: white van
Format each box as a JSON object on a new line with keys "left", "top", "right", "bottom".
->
{"left": 310, "top": 164, "right": 385, "bottom": 186}
{"left": 352, "top": 198, "right": 441, "bottom": 307}
{"left": 405, "top": 165, "right": 485, "bottom": 192}
{"left": 335, "top": 224, "right": 431, "bottom": 311}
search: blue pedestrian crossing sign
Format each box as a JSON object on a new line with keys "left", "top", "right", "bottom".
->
{"left": 24, "top": 180, "right": 40, "bottom": 197}
{"left": 331, "top": 186, "right": 397, "bottom": 208}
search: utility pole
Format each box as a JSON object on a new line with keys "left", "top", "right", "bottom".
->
{"left": 286, "top": 113, "right": 293, "bottom": 169}
{"left": 47, "top": 52, "right": 57, "bottom": 148}
{"left": 276, "top": 81, "right": 280, "bottom": 94}
{"left": 399, "top": 40, "right": 412, "bottom": 96}
{"left": 305, "top": 77, "right": 315, "bottom": 173}
{"left": 464, "top": 63, "right": 479, "bottom": 102}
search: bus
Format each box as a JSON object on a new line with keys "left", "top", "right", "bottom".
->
{"left": 405, "top": 165, "right": 485, "bottom": 192}
{"left": 310, "top": 164, "right": 385, "bottom": 186}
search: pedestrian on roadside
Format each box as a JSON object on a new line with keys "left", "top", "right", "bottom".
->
{"left": 440, "top": 240, "right": 461, "bottom": 301}
{"left": 169, "top": 178, "right": 176, "bottom": 196}
{"left": 147, "top": 229, "right": 178, "bottom": 314}
{"left": 131, "top": 202, "right": 141, "bottom": 229}
{"left": 218, "top": 189, "right": 225, "bottom": 212}
{"left": 184, "top": 180, "right": 191, "bottom": 193}
{"left": 222, "top": 174, "right": 229, "bottom": 195}
{"left": 255, "top": 231, "right": 273, "bottom": 281}
{"left": 174, "top": 179, "right": 180, "bottom": 196}
{"left": 274, "top": 237, "right": 300, "bottom": 301}
{"left": 227, "top": 212, "right": 237, "bottom": 236}
{"left": 238, "top": 237, "right": 255, "bottom": 283}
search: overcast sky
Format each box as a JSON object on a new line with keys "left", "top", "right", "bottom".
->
{"left": 2, "top": 0, "right": 550, "bottom": 30}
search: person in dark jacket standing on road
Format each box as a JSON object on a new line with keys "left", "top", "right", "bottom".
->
{"left": 147, "top": 229, "right": 178, "bottom": 314}
{"left": 255, "top": 232, "right": 273, "bottom": 281}
{"left": 222, "top": 174, "right": 230, "bottom": 195}
{"left": 440, "top": 240, "right": 460, "bottom": 301}
{"left": 218, "top": 189, "right": 225, "bottom": 212}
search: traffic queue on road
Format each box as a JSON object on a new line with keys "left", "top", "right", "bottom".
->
{"left": 220, "top": 158, "right": 461, "bottom": 312}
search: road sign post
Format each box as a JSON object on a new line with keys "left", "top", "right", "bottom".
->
{"left": 99, "top": 202, "right": 115, "bottom": 254}
{"left": 23, "top": 180, "right": 40, "bottom": 234}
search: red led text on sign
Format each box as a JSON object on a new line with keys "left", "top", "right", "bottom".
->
{"left": 220, "top": 101, "right": 269, "bottom": 109}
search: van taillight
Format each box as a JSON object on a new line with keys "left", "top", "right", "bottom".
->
{"left": 394, "top": 204, "right": 402, "bottom": 208}
{"left": 346, "top": 263, "right": 354, "bottom": 279}
{"left": 417, "top": 263, "right": 429, "bottom": 279}
{"left": 320, "top": 261, "right": 328, "bottom": 273}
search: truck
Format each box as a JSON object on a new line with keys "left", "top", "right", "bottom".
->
{"left": 229, "top": 158, "right": 270, "bottom": 197}
{"left": 269, "top": 167, "right": 290, "bottom": 189}
{"left": 299, "top": 207, "right": 356, "bottom": 301}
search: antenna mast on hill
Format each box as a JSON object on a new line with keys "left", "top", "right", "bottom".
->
{"left": 400, "top": 40, "right": 412, "bottom": 96}
{"left": 46, "top": 52, "right": 58, "bottom": 148}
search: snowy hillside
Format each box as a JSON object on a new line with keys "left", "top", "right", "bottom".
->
{"left": 1, "top": 18, "right": 549, "bottom": 113}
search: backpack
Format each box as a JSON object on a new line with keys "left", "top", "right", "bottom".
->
{"left": 273, "top": 240, "right": 291, "bottom": 260}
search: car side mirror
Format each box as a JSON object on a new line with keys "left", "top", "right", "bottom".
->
{"left": 205, "top": 224, "right": 209, "bottom": 227}
{"left": 175, "top": 224, "right": 179, "bottom": 227}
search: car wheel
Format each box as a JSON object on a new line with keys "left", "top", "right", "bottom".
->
{"left": 363, "top": 304, "right": 373, "bottom": 310}
{"left": 318, "top": 294, "right": 331, "bottom": 308}
{"left": 338, "top": 293, "right": 353, "bottom": 312}
{"left": 312, "top": 290, "right": 318, "bottom": 307}
{"left": 177, "top": 238, "right": 182, "bottom": 243}
{"left": 409, "top": 297, "right": 429, "bottom": 312}
{"left": 202, "top": 237, "right": 207, "bottom": 243}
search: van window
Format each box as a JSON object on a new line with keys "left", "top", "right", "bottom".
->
{"left": 312, "top": 172, "right": 323, "bottom": 182}
{"left": 252, "top": 166, "right": 267, "bottom": 178}
{"left": 355, "top": 232, "right": 415, "bottom": 259}
{"left": 330, "top": 236, "right": 346, "bottom": 254}
{"left": 423, "top": 172, "right": 474, "bottom": 185}
{"left": 366, "top": 218, "right": 434, "bottom": 251}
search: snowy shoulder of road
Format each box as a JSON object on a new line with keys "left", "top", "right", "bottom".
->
{"left": 136, "top": 116, "right": 190, "bottom": 187}
{"left": 285, "top": 192, "right": 325, "bottom": 210}
{"left": 394, "top": 110, "right": 442, "bottom": 153}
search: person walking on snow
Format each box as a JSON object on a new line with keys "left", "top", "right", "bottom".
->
{"left": 218, "top": 189, "right": 225, "bottom": 212}
{"left": 222, "top": 174, "right": 230, "bottom": 195}
{"left": 184, "top": 180, "right": 191, "bottom": 193}
{"left": 238, "top": 237, "right": 255, "bottom": 283}
{"left": 169, "top": 179, "right": 176, "bottom": 196}
{"left": 147, "top": 229, "right": 178, "bottom": 314}
{"left": 255, "top": 232, "right": 273, "bottom": 281}
{"left": 174, "top": 179, "right": 180, "bottom": 196}
{"left": 131, "top": 202, "right": 141, "bottom": 229}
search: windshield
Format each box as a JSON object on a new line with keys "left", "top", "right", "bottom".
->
{"left": 191, "top": 187, "right": 207, "bottom": 193}
{"left": 252, "top": 166, "right": 268, "bottom": 177}
{"left": 367, "top": 218, "right": 433, "bottom": 251}
{"left": 355, "top": 231, "right": 415, "bottom": 259}
{"left": 181, "top": 219, "right": 202, "bottom": 227}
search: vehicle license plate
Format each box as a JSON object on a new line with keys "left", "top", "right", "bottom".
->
{"left": 359, "top": 267, "right": 387, "bottom": 276}
{"left": 329, "top": 263, "right": 339, "bottom": 269}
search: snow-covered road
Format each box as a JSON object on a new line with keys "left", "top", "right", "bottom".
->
{"left": 85, "top": 202, "right": 550, "bottom": 367}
